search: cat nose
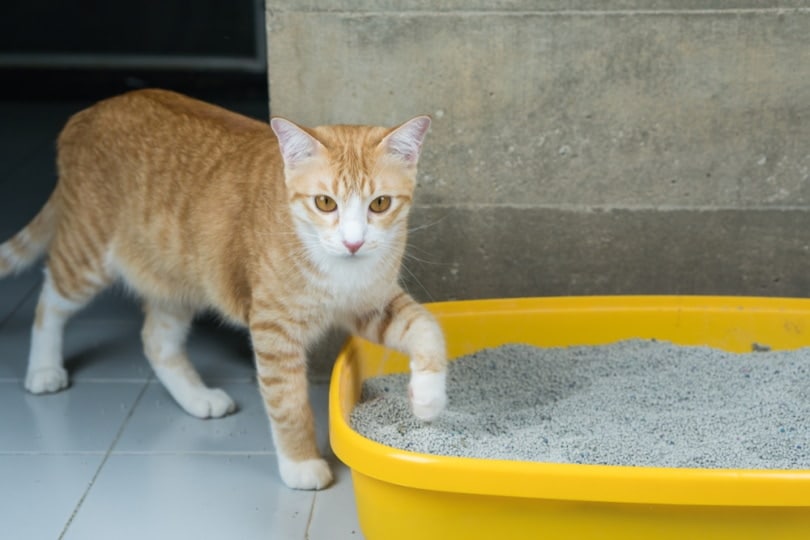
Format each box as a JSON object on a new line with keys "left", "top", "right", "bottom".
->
{"left": 343, "top": 240, "right": 364, "bottom": 254}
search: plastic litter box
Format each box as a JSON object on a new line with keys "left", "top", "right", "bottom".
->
{"left": 329, "top": 296, "right": 810, "bottom": 539}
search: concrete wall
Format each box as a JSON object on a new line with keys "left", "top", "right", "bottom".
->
{"left": 266, "top": 1, "right": 810, "bottom": 374}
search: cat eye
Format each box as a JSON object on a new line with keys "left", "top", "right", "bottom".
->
{"left": 369, "top": 195, "right": 392, "bottom": 213}
{"left": 314, "top": 195, "right": 337, "bottom": 212}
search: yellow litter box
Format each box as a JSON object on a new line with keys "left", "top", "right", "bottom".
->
{"left": 329, "top": 296, "right": 810, "bottom": 540}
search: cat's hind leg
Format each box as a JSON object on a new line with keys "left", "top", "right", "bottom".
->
{"left": 24, "top": 187, "right": 115, "bottom": 393}
{"left": 25, "top": 214, "right": 114, "bottom": 393}
{"left": 25, "top": 269, "right": 89, "bottom": 393}
{"left": 142, "top": 301, "right": 236, "bottom": 419}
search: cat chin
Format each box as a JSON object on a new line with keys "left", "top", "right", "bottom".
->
{"left": 323, "top": 263, "right": 383, "bottom": 296}
{"left": 318, "top": 251, "right": 383, "bottom": 272}
{"left": 325, "top": 245, "right": 377, "bottom": 259}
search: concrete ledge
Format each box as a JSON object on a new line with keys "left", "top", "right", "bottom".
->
{"left": 404, "top": 206, "right": 810, "bottom": 300}
{"left": 268, "top": 2, "right": 810, "bottom": 13}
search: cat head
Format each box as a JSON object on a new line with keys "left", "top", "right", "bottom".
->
{"left": 270, "top": 116, "right": 430, "bottom": 268}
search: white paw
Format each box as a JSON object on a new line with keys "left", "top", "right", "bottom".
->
{"left": 25, "top": 367, "right": 69, "bottom": 394}
{"left": 182, "top": 387, "right": 236, "bottom": 419}
{"left": 409, "top": 369, "right": 447, "bottom": 421}
{"left": 278, "top": 456, "right": 333, "bottom": 490}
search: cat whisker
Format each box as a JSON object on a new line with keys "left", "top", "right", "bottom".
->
{"left": 407, "top": 215, "right": 447, "bottom": 235}
{"left": 402, "top": 251, "right": 452, "bottom": 267}
{"left": 398, "top": 260, "right": 436, "bottom": 302}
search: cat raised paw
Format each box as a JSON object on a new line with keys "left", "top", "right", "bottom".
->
{"left": 409, "top": 370, "right": 447, "bottom": 421}
{"left": 25, "top": 367, "right": 69, "bottom": 394}
{"left": 278, "top": 456, "right": 333, "bottom": 490}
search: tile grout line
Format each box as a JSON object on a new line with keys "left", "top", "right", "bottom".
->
{"left": 0, "top": 449, "right": 278, "bottom": 457}
{"left": 304, "top": 490, "right": 319, "bottom": 540}
{"left": 0, "top": 451, "right": 108, "bottom": 456}
{"left": 57, "top": 376, "right": 152, "bottom": 540}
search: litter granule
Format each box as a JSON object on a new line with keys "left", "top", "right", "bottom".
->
{"left": 350, "top": 340, "right": 810, "bottom": 469}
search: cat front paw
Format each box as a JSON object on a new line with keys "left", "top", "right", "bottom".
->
{"left": 25, "top": 367, "right": 69, "bottom": 394}
{"left": 180, "top": 387, "right": 236, "bottom": 419}
{"left": 278, "top": 456, "right": 333, "bottom": 490}
{"left": 408, "top": 369, "right": 447, "bottom": 421}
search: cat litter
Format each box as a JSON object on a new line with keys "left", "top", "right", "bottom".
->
{"left": 351, "top": 340, "right": 810, "bottom": 469}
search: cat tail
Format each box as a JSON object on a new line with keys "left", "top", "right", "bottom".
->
{"left": 0, "top": 194, "right": 58, "bottom": 278}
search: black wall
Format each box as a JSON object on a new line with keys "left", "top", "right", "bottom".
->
{"left": 0, "top": 0, "right": 266, "bottom": 100}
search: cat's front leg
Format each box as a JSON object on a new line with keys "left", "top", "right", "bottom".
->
{"left": 250, "top": 316, "right": 332, "bottom": 490}
{"left": 352, "top": 290, "right": 447, "bottom": 421}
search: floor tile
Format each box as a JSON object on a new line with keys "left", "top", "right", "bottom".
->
{"left": 62, "top": 454, "right": 314, "bottom": 540}
{"left": 0, "top": 298, "right": 257, "bottom": 384}
{"left": 70, "top": 290, "right": 144, "bottom": 323}
{"left": 2, "top": 273, "right": 145, "bottom": 324}
{"left": 308, "top": 460, "right": 365, "bottom": 540}
{"left": 0, "top": 381, "right": 145, "bottom": 453}
{"left": 0, "top": 317, "right": 36, "bottom": 380}
{"left": 115, "top": 381, "right": 275, "bottom": 453}
{"left": 115, "top": 382, "right": 331, "bottom": 456}
{"left": 184, "top": 319, "right": 256, "bottom": 382}
{"left": 310, "top": 383, "right": 331, "bottom": 456}
{"left": 0, "top": 270, "right": 40, "bottom": 326}
{"left": 0, "top": 317, "right": 148, "bottom": 382}
{"left": 0, "top": 454, "right": 103, "bottom": 539}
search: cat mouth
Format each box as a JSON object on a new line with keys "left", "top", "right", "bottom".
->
{"left": 320, "top": 245, "right": 367, "bottom": 259}
{"left": 338, "top": 245, "right": 376, "bottom": 259}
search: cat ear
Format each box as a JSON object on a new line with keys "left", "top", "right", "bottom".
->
{"left": 270, "top": 117, "right": 324, "bottom": 169}
{"left": 380, "top": 115, "right": 431, "bottom": 165}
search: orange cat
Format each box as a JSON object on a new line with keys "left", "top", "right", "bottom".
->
{"left": 0, "top": 89, "right": 447, "bottom": 490}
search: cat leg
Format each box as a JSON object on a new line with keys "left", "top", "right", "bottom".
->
{"left": 142, "top": 302, "right": 235, "bottom": 419}
{"left": 250, "top": 316, "right": 332, "bottom": 490}
{"left": 351, "top": 290, "right": 447, "bottom": 421}
{"left": 24, "top": 269, "right": 88, "bottom": 393}
{"left": 25, "top": 216, "right": 114, "bottom": 393}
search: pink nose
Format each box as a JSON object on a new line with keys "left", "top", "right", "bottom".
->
{"left": 343, "top": 240, "right": 364, "bottom": 254}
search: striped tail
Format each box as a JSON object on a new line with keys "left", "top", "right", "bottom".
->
{"left": 0, "top": 196, "right": 57, "bottom": 278}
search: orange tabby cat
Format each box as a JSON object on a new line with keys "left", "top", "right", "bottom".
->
{"left": 0, "top": 89, "right": 447, "bottom": 490}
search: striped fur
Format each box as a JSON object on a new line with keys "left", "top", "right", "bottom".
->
{"left": 0, "top": 89, "right": 446, "bottom": 490}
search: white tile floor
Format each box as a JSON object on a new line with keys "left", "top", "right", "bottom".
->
{"left": 0, "top": 99, "right": 365, "bottom": 539}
